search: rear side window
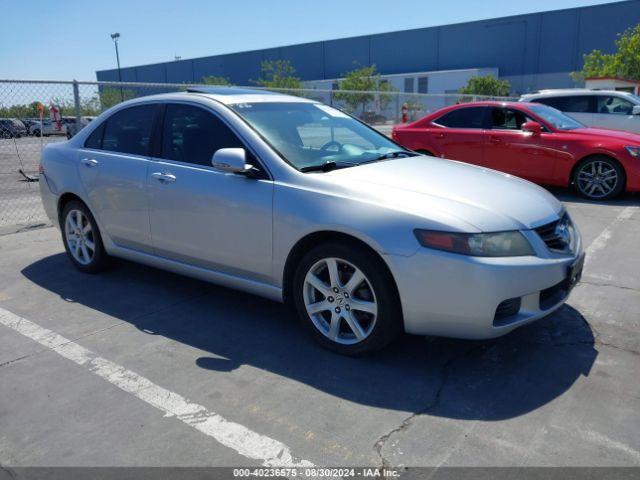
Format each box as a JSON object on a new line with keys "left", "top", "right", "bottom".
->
{"left": 84, "top": 122, "right": 105, "bottom": 149}
{"left": 101, "top": 105, "right": 156, "bottom": 156}
{"left": 435, "top": 107, "right": 486, "bottom": 128}
{"left": 596, "top": 96, "right": 634, "bottom": 115}
{"left": 534, "top": 96, "right": 593, "bottom": 113}
{"left": 160, "top": 104, "right": 244, "bottom": 166}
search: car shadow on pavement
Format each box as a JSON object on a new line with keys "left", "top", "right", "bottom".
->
{"left": 22, "top": 254, "right": 597, "bottom": 421}
{"left": 546, "top": 187, "right": 639, "bottom": 206}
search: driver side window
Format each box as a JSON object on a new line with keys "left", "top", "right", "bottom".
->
{"left": 597, "top": 96, "right": 634, "bottom": 115}
{"left": 160, "top": 104, "right": 245, "bottom": 166}
{"left": 490, "top": 108, "right": 535, "bottom": 131}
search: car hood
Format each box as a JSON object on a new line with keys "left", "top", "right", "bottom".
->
{"left": 321, "top": 156, "right": 563, "bottom": 232}
{"left": 570, "top": 127, "right": 640, "bottom": 142}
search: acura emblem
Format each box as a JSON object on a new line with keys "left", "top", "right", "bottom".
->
{"left": 555, "top": 218, "right": 572, "bottom": 250}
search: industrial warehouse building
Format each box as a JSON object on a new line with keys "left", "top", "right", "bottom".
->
{"left": 96, "top": 0, "right": 640, "bottom": 95}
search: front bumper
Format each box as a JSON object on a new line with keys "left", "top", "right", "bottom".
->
{"left": 625, "top": 158, "right": 640, "bottom": 192}
{"left": 386, "top": 244, "right": 584, "bottom": 339}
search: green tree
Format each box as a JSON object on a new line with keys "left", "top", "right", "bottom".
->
{"left": 201, "top": 75, "right": 232, "bottom": 86}
{"left": 254, "top": 60, "right": 301, "bottom": 89}
{"left": 98, "top": 88, "right": 137, "bottom": 109}
{"left": 333, "top": 65, "right": 393, "bottom": 114}
{"left": 459, "top": 76, "right": 511, "bottom": 97}
{"left": 572, "top": 24, "right": 640, "bottom": 81}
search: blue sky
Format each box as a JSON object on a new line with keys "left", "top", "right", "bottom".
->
{"left": 0, "top": 0, "right": 622, "bottom": 81}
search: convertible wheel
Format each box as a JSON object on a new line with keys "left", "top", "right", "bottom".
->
{"left": 61, "top": 201, "right": 109, "bottom": 273}
{"left": 574, "top": 156, "right": 624, "bottom": 200}
{"left": 293, "top": 243, "right": 401, "bottom": 355}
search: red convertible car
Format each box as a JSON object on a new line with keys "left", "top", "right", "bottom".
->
{"left": 392, "top": 101, "right": 640, "bottom": 200}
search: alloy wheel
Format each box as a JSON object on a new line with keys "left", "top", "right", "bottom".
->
{"left": 64, "top": 209, "right": 96, "bottom": 265}
{"left": 576, "top": 160, "right": 619, "bottom": 199}
{"left": 303, "top": 257, "right": 378, "bottom": 345}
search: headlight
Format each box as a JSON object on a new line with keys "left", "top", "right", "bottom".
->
{"left": 626, "top": 146, "right": 640, "bottom": 157}
{"left": 414, "top": 229, "right": 534, "bottom": 257}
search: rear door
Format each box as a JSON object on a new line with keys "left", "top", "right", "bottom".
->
{"left": 484, "top": 107, "right": 559, "bottom": 183}
{"left": 430, "top": 106, "right": 487, "bottom": 165}
{"left": 593, "top": 95, "right": 640, "bottom": 133}
{"left": 147, "top": 102, "right": 273, "bottom": 281}
{"left": 77, "top": 104, "right": 157, "bottom": 253}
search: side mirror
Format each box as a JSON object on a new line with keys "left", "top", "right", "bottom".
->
{"left": 632, "top": 105, "right": 640, "bottom": 116}
{"left": 211, "top": 148, "right": 251, "bottom": 174}
{"left": 522, "top": 121, "right": 542, "bottom": 135}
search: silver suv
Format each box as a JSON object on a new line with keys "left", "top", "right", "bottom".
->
{"left": 520, "top": 89, "right": 640, "bottom": 133}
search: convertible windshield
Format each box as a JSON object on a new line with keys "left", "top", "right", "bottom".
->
{"left": 529, "top": 104, "right": 584, "bottom": 130}
{"left": 229, "top": 102, "right": 414, "bottom": 171}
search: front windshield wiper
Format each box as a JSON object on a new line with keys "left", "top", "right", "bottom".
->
{"left": 358, "top": 150, "right": 418, "bottom": 165}
{"left": 300, "top": 161, "right": 356, "bottom": 173}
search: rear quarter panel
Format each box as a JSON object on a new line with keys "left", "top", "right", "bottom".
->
{"left": 39, "top": 142, "right": 88, "bottom": 226}
{"left": 393, "top": 126, "right": 440, "bottom": 156}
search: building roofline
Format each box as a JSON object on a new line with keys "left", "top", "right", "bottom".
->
{"left": 96, "top": 0, "right": 637, "bottom": 75}
{"left": 586, "top": 76, "right": 640, "bottom": 84}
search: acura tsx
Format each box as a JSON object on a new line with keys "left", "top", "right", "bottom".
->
{"left": 39, "top": 88, "right": 584, "bottom": 355}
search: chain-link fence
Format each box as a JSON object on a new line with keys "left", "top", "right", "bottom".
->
{"left": 0, "top": 79, "right": 513, "bottom": 230}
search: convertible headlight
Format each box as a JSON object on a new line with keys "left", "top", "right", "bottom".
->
{"left": 626, "top": 146, "right": 640, "bottom": 157}
{"left": 414, "top": 229, "right": 535, "bottom": 257}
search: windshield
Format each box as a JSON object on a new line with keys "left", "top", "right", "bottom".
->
{"left": 229, "top": 102, "right": 412, "bottom": 171}
{"left": 529, "top": 104, "right": 584, "bottom": 130}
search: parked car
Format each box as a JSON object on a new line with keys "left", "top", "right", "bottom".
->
{"left": 360, "top": 111, "right": 387, "bottom": 124}
{"left": 64, "top": 116, "right": 96, "bottom": 139}
{"left": 520, "top": 89, "right": 640, "bottom": 134}
{"left": 392, "top": 101, "right": 640, "bottom": 200}
{"left": 31, "top": 118, "right": 67, "bottom": 137}
{"left": 21, "top": 119, "right": 41, "bottom": 135}
{"left": 0, "top": 118, "right": 27, "bottom": 138}
{"left": 40, "top": 88, "right": 584, "bottom": 355}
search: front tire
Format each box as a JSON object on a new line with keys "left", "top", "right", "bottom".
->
{"left": 292, "top": 242, "right": 401, "bottom": 355}
{"left": 61, "top": 200, "right": 109, "bottom": 273}
{"left": 573, "top": 156, "right": 625, "bottom": 200}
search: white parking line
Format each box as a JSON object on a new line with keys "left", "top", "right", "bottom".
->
{"left": 0, "top": 307, "right": 314, "bottom": 468}
{"left": 584, "top": 206, "right": 637, "bottom": 269}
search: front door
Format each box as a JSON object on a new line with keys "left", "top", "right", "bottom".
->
{"left": 484, "top": 107, "right": 560, "bottom": 183}
{"left": 147, "top": 103, "right": 273, "bottom": 282}
{"left": 593, "top": 95, "right": 640, "bottom": 133}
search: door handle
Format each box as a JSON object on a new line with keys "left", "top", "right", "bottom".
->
{"left": 151, "top": 172, "right": 176, "bottom": 183}
{"left": 489, "top": 136, "right": 502, "bottom": 144}
{"left": 81, "top": 158, "right": 98, "bottom": 167}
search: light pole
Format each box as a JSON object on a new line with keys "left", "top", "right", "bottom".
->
{"left": 110, "top": 32, "right": 123, "bottom": 101}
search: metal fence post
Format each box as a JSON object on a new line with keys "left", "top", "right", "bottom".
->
{"left": 73, "top": 80, "right": 81, "bottom": 127}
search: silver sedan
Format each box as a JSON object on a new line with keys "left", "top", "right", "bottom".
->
{"left": 39, "top": 88, "right": 584, "bottom": 355}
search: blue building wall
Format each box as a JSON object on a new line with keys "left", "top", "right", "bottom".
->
{"left": 96, "top": 0, "right": 640, "bottom": 93}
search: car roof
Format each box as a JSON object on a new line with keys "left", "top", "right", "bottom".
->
{"left": 442, "top": 101, "right": 531, "bottom": 108}
{"left": 521, "top": 89, "right": 634, "bottom": 98}
{"left": 118, "top": 87, "right": 317, "bottom": 107}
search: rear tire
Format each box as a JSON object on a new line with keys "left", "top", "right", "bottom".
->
{"left": 573, "top": 156, "right": 625, "bottom": 200}
{"left": 292, "top": 242, "right": 402, "bottom": 355}
{"left": 61, "top": 200, "right": 110, "bottom": 273}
